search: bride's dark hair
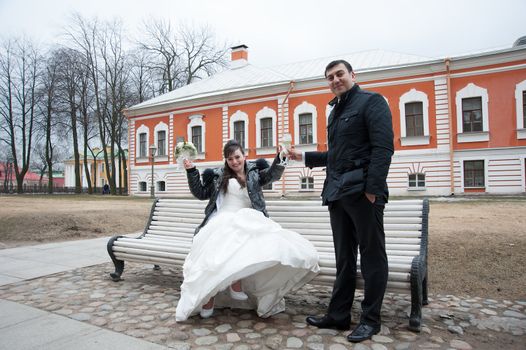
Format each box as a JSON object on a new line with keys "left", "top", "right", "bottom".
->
{"left": 220, "top": 139, "right": 246, "bottom": 193}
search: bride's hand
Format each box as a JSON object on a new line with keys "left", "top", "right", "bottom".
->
{"left": 183, "top": 158, "right": 195, "bottom": 169}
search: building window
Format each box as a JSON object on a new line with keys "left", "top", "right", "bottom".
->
{"left": 153, "top": 122, "right": 168, "bottom": 159}
{"left": 230, "top": 110, "right": 249, "bottom": 150}
{"left": 255, "top": 107, "right": 277, "bottom": 153}
{"left": 300, "top": 176, "right": 314, "bottom": 190}
{"left": 299, "top": 113, "right": 313, "bottom": 144}
{"left": 157, "top": 181, "right": 166, "bottom": 192}
{"left": 139, "top": 181, "right": 147, "bottom": 191}
{"left": 157, "top": 131, "right": 166, "bottom": 156}
{"left": 514, "top": 80, "right": 526, "bottom": 139}
{"left": 187, "top": 114, "right": 206, "bottom": 155}
{"left": 262, "top": 182, "right": 273, "bottom": 191}
{"left": 192, "top": 126, "right": 202, "bottom": 153}
{"left": 405, "top": 102, "right": 424, "bottom": 137}
{"left": 408, "top": 173, "right": 425, "bottom": 189}
{"left": 462, "top": 97, "right": 483, "bottom": 132}
{"left": 464, "top": 160, "right": 485, "bottom": 188}
{"left": 455, "top": 83, "right": 489, "bottom": 142}
{"left": 293, "top": 101, "right": 318, "bottom": 149}
{"left": 260, "top": 118, "right": 273, "bottom": 147}
{"left": 398, "top": 89, "right": 430, "bottom": 146}
{"left": 139, "top": 133, "right": 147, "bottom": 158}
{"left": 234, "top": 120, "right": 245, "bottom": 149}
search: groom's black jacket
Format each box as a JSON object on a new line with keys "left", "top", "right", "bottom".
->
{"left": 305, "top": 84, "right": 394, "bottom": 204}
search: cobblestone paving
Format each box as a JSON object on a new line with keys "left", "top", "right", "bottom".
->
{"left": 1, "top": 262, "right": 525, "bottom": 349}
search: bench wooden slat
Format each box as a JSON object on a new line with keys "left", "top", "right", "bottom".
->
{"left": 114, "top": 246, "right": 188, "bottom": 261}
{"left": 114, "top": 253, "right": 183, "bottom": 266}
{"left": 311, "top": 275, "right": 411, "bottom": 290}
{"left": 114, "top": 240, "right": 191, "bottom": 251}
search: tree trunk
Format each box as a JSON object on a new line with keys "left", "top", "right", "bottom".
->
{"left": 71, "top": 108, "right": 82, "bottom": 194}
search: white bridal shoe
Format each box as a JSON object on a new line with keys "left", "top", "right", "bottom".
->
{"left": 229, "top": 285, "right": 248, "bottom": 301}
{"left": 200, "top": 299, "right": 214, "bottom": 318}
{"left": 200, "top": 305, "right": 214, "bottom": 318}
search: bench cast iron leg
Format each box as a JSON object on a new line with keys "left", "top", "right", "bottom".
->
{"left": 153, "top": 265, "right": 161, "bottom": 270}
{"left": 107, "top": 236, "right": 125, "bottom": 282}
{"left": 409, "top": 259, "right": 423, "bottom": 332}
{"left": 422, "top": 273, "right": 429, "bottom": 306}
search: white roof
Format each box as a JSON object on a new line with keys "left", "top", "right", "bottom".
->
{"left": 128, "top": 49, "right": 434, "bottom": 111}
{"left": 271, "top": 49, "right": 433, "bottom": 81}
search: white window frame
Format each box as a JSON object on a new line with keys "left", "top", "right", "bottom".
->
{"left": 455, "top": 83, "right": 489, "bottom": 143}
{"left": 187, "top": 114, "right": 206, "bottom": 159}
{"left": 157, "top": 180, "right": 166, "bottom": 192}
{"left": 299, "top": 176, "right": 315, "bottom": 191}
{"left": 293, "top": 101, "right": 318, "bottom": 152}
{"left": 515, "top": 79, "right": 526, "bottom": 139}
{"left": 407, "top": 172, "right": 426, "bottom": 191}
{"left": 135, "top": 124, "right": 149, "bottom": 163}
{"left": 255, "top": 107, "right": 277, "bottom": 155}
{"left": 461, "top": 158, "right": 487, "bottom": 190}
{"left": 399, "top": 89, "right": 430, "bottom": 146}
{"left": 154, "top": 122, "right": 169, "bottom": 161}
{"left": 138, "top": 181, "right": 147, "bottom": 192}
{"left": 230, "top": 110, "right": 249, "bottom": 152}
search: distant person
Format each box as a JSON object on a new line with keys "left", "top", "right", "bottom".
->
{"left": 288, "top": 59, "right": 394, "bottom": 343}
{"left": 175, "top": 139, "right": 319, "bottom": 321}
{"left": 102, "top": 184, "right": 110, "bottom": 195}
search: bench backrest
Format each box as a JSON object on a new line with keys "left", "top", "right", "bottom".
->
{"left": 146, "top": 198, "right": 428, "bottom": 258}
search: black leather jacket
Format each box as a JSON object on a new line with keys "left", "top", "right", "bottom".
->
{"left": 305, "top": 84, "right": 394, "bottom": 204}
{"left": 186, "top": 155, "right": 284, "bottom": 234}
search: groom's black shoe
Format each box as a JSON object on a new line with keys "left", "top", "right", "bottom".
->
{"left": 347, "top": 323, "right": 381, "bottom": 343}
{"left": 306, "top": 315, "right": 350, "bottom": 330}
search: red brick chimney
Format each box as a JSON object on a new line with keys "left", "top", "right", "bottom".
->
{"left": 230, "top": 44, "right": 248, "bottom": 68}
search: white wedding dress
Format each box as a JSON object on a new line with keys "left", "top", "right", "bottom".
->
{"left": 175, "top": 178, "right": 320, "bottom": 321}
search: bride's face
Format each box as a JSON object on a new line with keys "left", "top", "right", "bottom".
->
{"left": 226, "top": 148, "right": 246, "bottom": 174}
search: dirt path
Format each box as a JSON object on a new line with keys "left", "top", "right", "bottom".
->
{"left": 0, "top": 195, "right": 152, "bottom": 247}
{"left": 1, "top": 195, "right": 525, "bottom": 300}
{"left": 428, "top": 199, "right": 526, "bottom": 300}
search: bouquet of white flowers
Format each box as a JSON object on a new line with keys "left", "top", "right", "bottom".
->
{"left": 174, "top": 141, "right": 198, "bottom": 169}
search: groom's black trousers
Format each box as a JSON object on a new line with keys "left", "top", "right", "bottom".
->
{"left": 326, "top": 192, "right": 388, "bottom": 327}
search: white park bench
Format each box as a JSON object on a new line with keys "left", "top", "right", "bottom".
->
{"left": 107, "top": 198, "right": 429, "bottom": 331}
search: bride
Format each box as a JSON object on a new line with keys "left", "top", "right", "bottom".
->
{"left": 175, "top": 139, "right": 319, "bottom": 321}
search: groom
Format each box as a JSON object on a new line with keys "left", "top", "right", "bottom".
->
{"left": 288, "top": 59, "right": 394, "bottom": 343}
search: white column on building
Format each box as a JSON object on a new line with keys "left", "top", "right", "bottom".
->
{"left": 222, "top": 105, "right": 229, "bottom": 144}
{"left": 169, "top": 113, "right": 174, "bottom": 163}
{"left": 434, "top": 78, "right": 451, "bottom": 151}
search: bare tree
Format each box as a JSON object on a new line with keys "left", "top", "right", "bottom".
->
{"left": 179, "top": 24, "right": 228, "bottom": 85}
{"left": 64, "top": 14, "right": 132, "bottom": 195}
{"left": 128, "top": 48, "right": 157, "bottom": 104}
{"left": 0, "top": 38, "right": 42, "bottom": 193}
{"left": 78, "top": 61, "right": 97, "bottom": 194}
{"left": 35, "top": 48, "right": 62, "bottom": 193}
{"left": 137, "top": 19, "right": 228, "bottom": 93}
{"left": 0, "top": 147, "right": 15, "bottom": 193}
{"left": 54, "top": 47, "right": 84, "bottom": 193}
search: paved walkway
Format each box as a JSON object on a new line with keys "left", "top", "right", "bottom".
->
{"left": 1, "top": 237, "right": 525, "bottom": 350}
{"left": 0, "top": 235, "right": 165, "bottom": 349}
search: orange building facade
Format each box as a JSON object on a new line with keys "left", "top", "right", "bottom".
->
{"left": 126, "top": 43, "right": 526, "bottom": 197}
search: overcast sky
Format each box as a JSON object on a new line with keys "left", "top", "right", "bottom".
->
{"left": 0, "top": 0, "right": 524, "bottom": 67}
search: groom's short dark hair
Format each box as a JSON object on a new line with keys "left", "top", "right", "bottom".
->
{"left": 325, "top": 60, "right": 353, "bottom": 77}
